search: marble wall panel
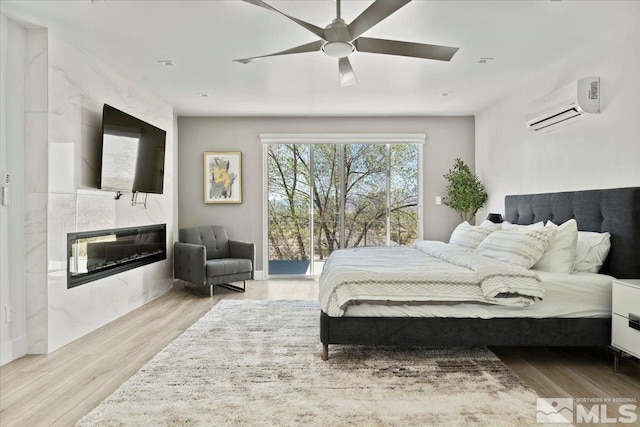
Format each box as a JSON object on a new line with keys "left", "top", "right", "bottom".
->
{"left": 47, "top": 193, "right": 75, "bottom": 271}
{"left": 126, "top": 267, "right": 172, "bottom": 310}
{"left": 48, "top": 142, "right": 75, "bottom": 194}
{"left": 36, "top": 33, "right": 176, "bottom": 353}
{"left": 75, "top": 190, "right": 116, "bottom": 232}
{"left": 21, "top": 29, "right": 176, "bottom": 354}
{"left": 47, "top": 43, "right": 83, "bottom": 122}
{"left": 24, "top": 192, "right": 47, "bottom": 275}
{"left": 48, "top": 269, "right": 129, "bottom": 352}
{"left": 24, "top": 29, "right": 47, "bottom": 113}
{"left": 25, "top": 272, "right": 47, "bottom": 354}
{"left": 24, "top": 112, "right": 48, "bottom": 194}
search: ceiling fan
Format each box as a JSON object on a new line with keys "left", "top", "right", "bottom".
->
{"left": 233, "top": 0, "right": 459, "bottom": 87}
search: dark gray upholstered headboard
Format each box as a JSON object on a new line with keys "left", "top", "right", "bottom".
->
{"left": 505, "top": 187, "right": 640, "bottom": 279}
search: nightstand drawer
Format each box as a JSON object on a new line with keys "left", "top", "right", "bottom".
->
{"left": 612, "top": 314, "right": 640, "bottom": 358}
{"left": 612, "top": 282, "right": 640, "bottom": 318}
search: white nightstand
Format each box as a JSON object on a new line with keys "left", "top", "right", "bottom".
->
{"left": 612, "top": 279, "right": 640, "bottom": 372}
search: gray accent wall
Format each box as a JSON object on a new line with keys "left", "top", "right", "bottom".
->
{"left": 178, "top": 116, "right": 475, "bottom": 272}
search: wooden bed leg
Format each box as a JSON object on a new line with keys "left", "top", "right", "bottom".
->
{"left": 322, "top": 344, "right": 329, "bottom": 361}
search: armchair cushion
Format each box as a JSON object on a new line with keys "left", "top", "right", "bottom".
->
{"left": 206, "top": 258, "right": 252, "bottom": 277}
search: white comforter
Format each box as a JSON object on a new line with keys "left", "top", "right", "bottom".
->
{"left": 318, "top": 241, "right": 545, "bottom": 316}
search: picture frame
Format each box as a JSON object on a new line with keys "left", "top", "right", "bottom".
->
{"left": 203, "top": 151, "right": 242, "bottom": 204}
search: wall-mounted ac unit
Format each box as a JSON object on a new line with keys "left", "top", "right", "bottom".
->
{"left": 525, "top": 76, "right": 600, "bottom": 133}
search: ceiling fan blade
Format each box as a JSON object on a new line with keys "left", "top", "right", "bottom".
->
{"left": 234, "top": 40, "right": 324, "bottom": 64}
{"left": 353, "top": 37, "right": 459, "bottom": 61}
{"left": 241, "top": 0, "right": 326, "bottom": 40}
{"left": 347, "top": 0, "right": 411, "bottom": 40}
{"left": 338, "top": 57, "right": 358, "bottom": 87}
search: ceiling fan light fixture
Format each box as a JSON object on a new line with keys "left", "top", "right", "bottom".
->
{"left": 322, "top": 41, "right": 355, "bottom": 58}
{"left": 236, "top": 0, "right": 459, "bottom": 86}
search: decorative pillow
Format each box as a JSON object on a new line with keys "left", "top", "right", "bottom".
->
{"left": 573, "top": 231, "right": 611, "bottom": 273}
{"left": 449, "top": 221, "right": 501, "bottom": 251}
{"left": 501, "top": 221, "right": 544, "bottom": 230}
{"left": 533, "top": 219, "right": 578, "bottom": 274}
{"left": 475, "top": 227, "right": 557, "bottom": 268}
{"left": 478, "top": 219, "right": 499, "bottom": 228}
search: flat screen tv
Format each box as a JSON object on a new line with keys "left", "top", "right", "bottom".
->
{"left": 98, "top": 104, "right": 166, "bottom": 194}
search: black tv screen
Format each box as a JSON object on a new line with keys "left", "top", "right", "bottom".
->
{"left": 98, "top": 104, "right": 166, "bottom": 194}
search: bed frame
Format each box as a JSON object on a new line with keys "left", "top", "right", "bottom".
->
{"left": 320, "top": 187, "right": 640, "bottom": 360}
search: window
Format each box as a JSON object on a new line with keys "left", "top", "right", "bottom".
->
{"left": 262, "top": 134, "right": 424, "bottom": 277}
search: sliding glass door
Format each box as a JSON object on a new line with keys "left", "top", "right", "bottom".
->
{"left": 312, "top": 144, "right": 341, "bottom": 264}
{"left": 267, "top": 144, "right": 311, "bottom": 275}
{"left": 389, "top": 143, "right": 419, "bottom": 246}
{"left": 266, "top": 138, "right": 421, "bottom": 277}
{"left": 343, "top": 143, "right": 388, "bottom": 247}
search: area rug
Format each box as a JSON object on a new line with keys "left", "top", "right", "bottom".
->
{"left": 77, "top": 300, "right": 541, "bottom": 426}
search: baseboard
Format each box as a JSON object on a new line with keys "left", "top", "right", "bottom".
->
{"left": 0, "top": 334, "right": 27, "bottom": 366}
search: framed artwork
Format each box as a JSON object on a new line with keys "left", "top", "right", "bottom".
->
{"left": 203, "top": 151, "right": 242, "bottom": 204}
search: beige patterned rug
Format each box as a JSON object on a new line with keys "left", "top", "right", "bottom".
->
{"left": 77, "top": 300, "right": 541, "bottom": 426}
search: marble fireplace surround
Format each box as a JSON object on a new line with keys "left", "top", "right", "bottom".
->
{"left": 68, "top": 224, "right": 167, "bottom": 289}
{"left": 23, "top": 29, "right": 175, "bottom": 355}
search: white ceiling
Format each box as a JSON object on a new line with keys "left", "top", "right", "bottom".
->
{"left": 0, "top": 0, "right": 628, "bottom": 116}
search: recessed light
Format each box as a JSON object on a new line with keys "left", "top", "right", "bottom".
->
{"left": 197, "top": 93, "right": 209, "bottom": 98}
{"left": 478, "top": 57, "right": 494, "bottom": 64}
{"left": 157, "top": 60, "right": 175, "bottom": 67}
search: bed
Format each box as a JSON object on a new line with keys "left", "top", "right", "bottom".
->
{"left": 319, "top": 187, "right": 640, "bottom": 360}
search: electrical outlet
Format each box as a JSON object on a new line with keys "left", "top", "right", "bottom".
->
{"left": 4, "top": 306, "right": 13, "bottom": 323}
{"left": 435, "top": 196, "right": 442, "bottom": 205}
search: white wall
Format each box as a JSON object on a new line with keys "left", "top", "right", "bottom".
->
{"left": 476, "top": 3, "right": 640, "bottom": 217}
{"left": 178, "top": 116, "right": 476, "bottom": 273}
{"left": 0, "top": 15, "right": 27, "bottom": 365}
{"left": 1, "top": 20, "right": 177, "bottom": 361}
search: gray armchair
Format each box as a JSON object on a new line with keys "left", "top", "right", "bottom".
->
{"left": 174, "top": 225, "right": 255, "bottom": 296}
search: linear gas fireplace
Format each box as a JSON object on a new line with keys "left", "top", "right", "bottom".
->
{"left": 67, "top": 224, "right": 166, "bottom": 288}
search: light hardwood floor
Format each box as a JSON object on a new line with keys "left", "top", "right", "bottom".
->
{"left": 1, "top": 279, "right": 638, "bottom": 426}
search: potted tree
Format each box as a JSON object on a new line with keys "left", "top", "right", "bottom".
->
{"left": 442, "top": 158, "right": 488, "bottom": 222}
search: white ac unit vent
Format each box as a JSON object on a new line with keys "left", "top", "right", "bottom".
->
{"left": 525, "top": 76, "right": 600, "bottom": 133}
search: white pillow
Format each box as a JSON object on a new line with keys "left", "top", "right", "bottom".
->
{"left": 573, "top": 231, "right": 611, "bottom": 273}
{"left": 501, "top": 221, "right": 544, "bottom": 230}
{"left": 475, "top": 226, "right": 557, "bottom": 268}
{"left": 533, "top": 219, "right": 578, "bottom": 274}
{"left": 478, "top": 219, "right": 499, "bottom": 228}
{"left": 449, "top": 221, "right": 501, "bottom": 251}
